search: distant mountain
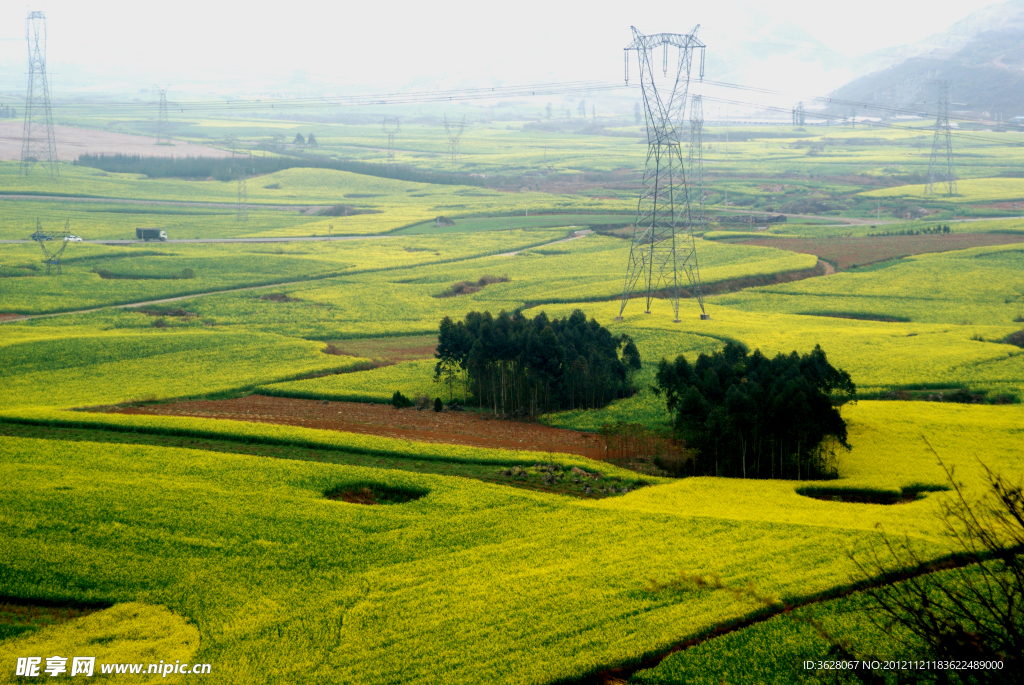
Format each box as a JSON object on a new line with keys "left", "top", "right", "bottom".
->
{"left": 827, "top": 0, "right": 1024, "bottom": 119}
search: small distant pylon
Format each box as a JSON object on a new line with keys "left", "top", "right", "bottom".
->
{"left": 33, "top": 218, "right": 71, "bottom": 275}
{"left": 791, "top": 101, "right": 805, "bottom": 126}
{"left": 927, "top": 81, "right": 957, "bottom": 196}
{"left": 443, "top": 115, "right": 465, "bottom": 167}
{"left": 688, "top": 94, "right": 707, "bottom": 234}
{"left": 236, "top": 160, "right": 249, "bottom": 222}
{"left": 156, "top": 87, "right": 170, "bottom": 145}
{"left": 382, "top": 117, "right": 400, "bottom": 169}
{"left": 20, "top": 11, "right": 58, "bottom": 179}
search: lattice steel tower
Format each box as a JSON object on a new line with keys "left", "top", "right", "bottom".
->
{"left": 382, "top": 117, "right": 400, "bottom": 168}
{"left": 688, "top": 94, "right": 706, "bottom": 232}
{"left": 157, "top": 88, "right": 170, "bottom": 145}
{"left": 20, "top": 11, "right": 58, "bottom": 179}
{"left": 616, "top": 26, "right": 707, "bottom": 322}
{"left": 236, "top": 158, "right": 249, "bottom": 222}
{"left": 33, "top": 218, "right": 72, "bottom": 275}
{"left": 443, "top": 115, "right": 465, "bottom": 166}
{"left": 926, "top": 81, "right": 957, "bottom": 196}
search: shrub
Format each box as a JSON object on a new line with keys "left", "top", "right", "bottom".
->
{"left": 391, "top": 391, "right": 412, "bottom": 408}
{"left": 433, "top": 397, "right": 443, "bottom": 412}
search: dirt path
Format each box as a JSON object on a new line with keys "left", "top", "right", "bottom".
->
{"left": 100, "top": 395, "right": 609, "bottom": 460}
{"left": 581, "top": 552, "right": 976, "bottom": 684}
{"left": 740, "top": 233, "right": 1024, "bottom": 270}
{"left": 497, "top": 229, "right": 592, "bottom": 256}
{"left": 0, "top": 194, "right": 333, "bottom": 215}
{"left": 0, "top": 235, "right": 390, "bottom": 245}
{"left": 0, "top": 231, "right": 588, "bottom": 324}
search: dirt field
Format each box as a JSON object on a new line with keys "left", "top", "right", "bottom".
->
{"left": 741, "top": 233, "right": 1024, "bottom": 270}
{"left": 0, "top": 121, "right": 233, "bottom": 161}
{"left": 106, "top": 395, "right": 609, "bottom": 459}
{"left": 323, "top": 335, "right": 438, "bottom": 363}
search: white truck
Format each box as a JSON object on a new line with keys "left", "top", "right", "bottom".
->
{"left": 136, "top": 228, "right": 167, "bottom": 241}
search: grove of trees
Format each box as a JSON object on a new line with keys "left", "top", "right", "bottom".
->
{"left": 434, "top": 309, "right": 641, "bottom": 418}
{"left": 655, "top": 343, "right": 856, "bottom": 480}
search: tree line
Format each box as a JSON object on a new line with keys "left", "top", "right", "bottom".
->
{"left": 655, "top": 343, "right": 856, "bottom": 480}
{"left": 74, "top": 153, "right": 515, "bottom": 188}
{"left": 435, "top": 310, "right": 641, "bottom": 418}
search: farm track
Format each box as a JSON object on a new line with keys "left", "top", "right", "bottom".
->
{"left": 0, "top": 193, "right": 331, "bottom": 213}
{"left": 740, "top": 232, "right": 1024, "bottom": 270}
{"left": 0, "top": 231, "right": 590, "bottom": 323}
{"left": 0, "top": 236, "right": 390, "bottom": 245}
{"left": 578, "top": 554, "right": 983, "bottom": 685}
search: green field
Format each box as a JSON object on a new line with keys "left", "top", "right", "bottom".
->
{"left": 2, "top": 108, "right": 1024, "bottom": 683}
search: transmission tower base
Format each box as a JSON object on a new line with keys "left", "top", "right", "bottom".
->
{"left": 700, "top": 313, "right": 711, "bottom": 320}
{"left": 614, "top": 316, "right": 623, "bottom": 321}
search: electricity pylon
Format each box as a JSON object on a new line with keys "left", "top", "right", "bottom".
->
{"left": 926, "top": 81, "right": 957, "bottom": 196}
{"left": 443, "top": 115, "right": 465, "bottom": 166}
{"left": 382, "top": 117, "right": 400, "bottom": 168}
{"left": 688, "top": 94, "right": 706, "bottom": 232}
{"left": 20, "top": 11, "right": 58, "bottom": 179}
{"left": 617, "top": 25, "right": 708, "bottom": 322}
{"left": 236, "top": 159, "right": 249, "bottom": 222}
{"left": 156, "top": 87, "right": 170, "bottom": 145}
{"left": 33, "top": 218, "right": 71, "bottom": 275}
{"left": 792, "top": 101, "right": 805, "bottom": 126}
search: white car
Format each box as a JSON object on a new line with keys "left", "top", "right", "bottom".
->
{"left": 64, "top": 235, "right": 83, "bottom": 242}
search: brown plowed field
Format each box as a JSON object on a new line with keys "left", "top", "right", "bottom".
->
{"left": 323, "top": 335, "right": 438, "bottom": 363}
{"left": 105, "top": 395, "right": 609, "bottom": 459}
{"left": 741, "top": 233, "right": 1024, "bottom": 270}
{"left": 0, "top": 121, "right": 233, "bottom": 161}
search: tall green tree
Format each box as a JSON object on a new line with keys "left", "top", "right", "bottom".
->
{"left": 655, "top": 344, "right": 855, "bottom": 479}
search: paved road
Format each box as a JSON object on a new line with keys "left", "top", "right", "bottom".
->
{"left": 0, "top": 232, "right": 588, "bottom": 324}
{"left": 0, "top": 193, "right": 330, "bottom": 214}
{"left": 0, "top": 236, "right": 391, "bottom": 245}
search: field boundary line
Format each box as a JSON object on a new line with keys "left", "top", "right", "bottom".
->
{"left": 0, "top": 230, "right": 584, "bottom": 322}
{"left": 566, "top": 549, "right": 1000, "bottom": 685}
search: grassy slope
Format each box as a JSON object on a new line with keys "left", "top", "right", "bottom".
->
{"left": 3, "top": 116, "right": 1024, "bottom": 682}
{"left": 0, "top": 401, "right": 1020, "bottom": 683}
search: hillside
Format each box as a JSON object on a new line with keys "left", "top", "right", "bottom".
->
{"left": 828, "top": 0, "right": 1024, "bottom": 119}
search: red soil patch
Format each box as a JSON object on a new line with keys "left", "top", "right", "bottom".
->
{"left": 976, "top": 201, "right": 1024, "bottom": 210}
{"left": 0, "top": 121, "right": 232, "bottom": 161}
{"left": 0, "top": 313, "right": 25, "bottom": 322}
{"left": 105, "top": 395, "right": 609, "bottom": 459}
{"left": 742, "top": 233, "right": 1024, "bottom": 270}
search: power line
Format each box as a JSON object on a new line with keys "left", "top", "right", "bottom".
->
{"left": 442, "top": 115, "right": 465, "bottom": 167}
{"left": 617, "top": 26, "right": 707, "bottom": 324}
{"left": 156, "top": 87, "right": 170, "bottom": 145}
{"left": 381, "top": 117, "right": 400, "bottom": 169}
{"left": 20, "top": 11, "right": 57, "bottom": 179}
{"left": 927, "top": 81, "right": 957, "bottom": 196}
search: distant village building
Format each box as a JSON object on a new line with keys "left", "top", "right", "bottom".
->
{"left": 435, "top": 216, "right": 455, "bottom": 227}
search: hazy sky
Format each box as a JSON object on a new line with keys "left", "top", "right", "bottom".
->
{"left": 0, "top": 0, "right": 1008, "bottom": 100}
